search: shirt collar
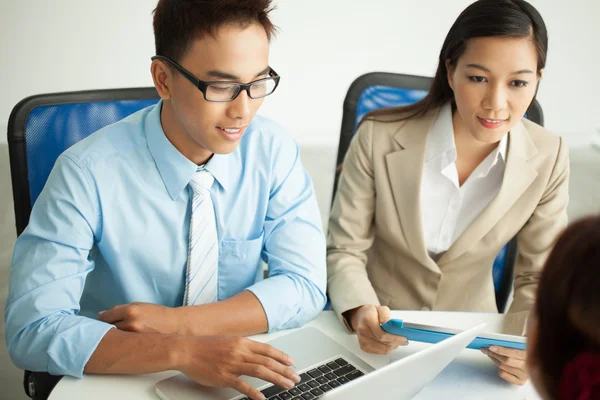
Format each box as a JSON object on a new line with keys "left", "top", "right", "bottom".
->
{"left": 204, "top": 152, "right": 231, "bottom": 193}
{"left": 426, "top": 102, "right": 456, "bottom": 168}
{"left": 145, "top": 100, "right": 231, "bottom": 200}
{"left": 205, "top": 120, "right": 263, "bottom": 193}
{"left": 476, "top": 132, "right": 507, "bottom": 178}
{"left": 426, "top": 102, "right": 508, "bottom": 177}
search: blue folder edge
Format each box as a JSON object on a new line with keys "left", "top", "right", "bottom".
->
{"left": 381, "top": 319, "right": 526, "bottom": 351}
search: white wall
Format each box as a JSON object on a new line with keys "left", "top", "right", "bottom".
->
{"left": 1, "top": 0, "right": 599, "bottom": 148}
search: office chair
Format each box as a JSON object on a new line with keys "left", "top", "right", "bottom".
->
{"left": 7, "top": 87, "right": 161, "bottom": 399}
{"left": 333, "top": 72, "right": 544, "bottom": 314}
{"left": 8, "top": 88, "right": 160, "bottom": 236}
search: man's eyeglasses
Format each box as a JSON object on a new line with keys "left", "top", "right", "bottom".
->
{"left": 151, "top": 55, "right": 280, "bottom": 102}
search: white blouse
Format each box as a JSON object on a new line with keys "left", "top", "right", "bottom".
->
{"left": 419, "top": 103, "right": 507, "bottom": 260}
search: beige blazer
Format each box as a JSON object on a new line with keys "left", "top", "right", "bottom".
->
{"left": 327, "top": 107, "right": 569, "bottom": 335}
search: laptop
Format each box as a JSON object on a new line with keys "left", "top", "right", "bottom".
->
{"left": 156, "top": 323, "right": 486, "bottom": 400}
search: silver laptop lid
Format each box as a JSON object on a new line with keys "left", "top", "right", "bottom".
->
{"left": 320, "top": 323, "right": 487, "bottom": 400}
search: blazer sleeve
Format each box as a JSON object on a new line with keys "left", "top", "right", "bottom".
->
{"left": 327, "top": 120, "right": 381, "bottom": 329}
{"left": 504, "top": 137, "right": 570, "bottom": 335}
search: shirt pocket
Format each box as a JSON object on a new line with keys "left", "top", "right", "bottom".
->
{"left": 218, "top": 233, "right": 265, "bottom": 300}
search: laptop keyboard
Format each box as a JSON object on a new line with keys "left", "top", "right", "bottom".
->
{"left": 235, "top": 356, "right": 364, "bottom": 400}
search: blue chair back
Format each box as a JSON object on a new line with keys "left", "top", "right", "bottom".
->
{"left": 7, "top": 88, "right": 160, "bottom": 236}
{"left": 334, "top": 72, "right": 544, "bottom": 313}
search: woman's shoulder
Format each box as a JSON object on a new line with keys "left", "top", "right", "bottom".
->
{"left": 520, "top": 118, "right": 557, "bottom": 138}
{"left": 516, "top": 119, "right": 570, "bottom": 173}
{"left": 520, "top": 118, "right": 566, "bottom": 155}
{"left": 358, "top": 106, "right": 439, "bottom": 140}
{"left": 362, "top": 105, "right": 438, "bottom": 124}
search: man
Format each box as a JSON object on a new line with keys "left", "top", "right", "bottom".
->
{"left": 4, "top": 1, "right": 326, "bottom": 399}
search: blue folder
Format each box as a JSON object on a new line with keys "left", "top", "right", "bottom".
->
{"left": 381, "top": 319, "right": 526, "bottom": 351}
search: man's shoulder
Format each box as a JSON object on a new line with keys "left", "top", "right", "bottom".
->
{"left": 241, "top": 115, "right": 297, "bottom": 153}
{"left": 63, "top": 107, "right": 152, "bottom": 168}
{"left": 245, "top": 115, "right": 288, "bottom": 139}
{"left": 233, "top": 115, "right": 300, "bottom": 177}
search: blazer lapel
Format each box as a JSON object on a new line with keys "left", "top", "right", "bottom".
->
{"left": 385, "top": 110, "right": 439, "bottom": 271}
{"left": 438, "top": 121, "right": 539, "bottom": 265}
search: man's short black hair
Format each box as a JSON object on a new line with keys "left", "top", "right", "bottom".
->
{"left": 153, "top": 0, "right": 277, "bottom": 62}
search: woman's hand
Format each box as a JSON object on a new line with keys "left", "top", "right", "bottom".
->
{"left": 346, "top": 304, "right": 408, "bottom": 355}
{"left": 482, "top": 346, "right": 529, "bottom": 385}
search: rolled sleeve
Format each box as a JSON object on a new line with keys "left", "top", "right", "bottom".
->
{"left": 4, "top": 153, "right": 109, "bottom": 377}
{"left": 47, "top": 316, "right": 114, "bottom": 377}
{"left": 247, "top": 136, "right": 326, "bottom": 332}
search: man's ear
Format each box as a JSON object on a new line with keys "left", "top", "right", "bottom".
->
{"left": 151, "top": 60, "right": 172, "bottom": 100}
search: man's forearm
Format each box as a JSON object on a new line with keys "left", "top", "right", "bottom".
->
{"left": 84, "top": 327, "right": 183, "bottom": 375}
{"left": 176, "top": 290, "right": 268, "bottom": 337}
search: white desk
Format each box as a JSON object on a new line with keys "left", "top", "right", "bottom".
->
{"left": 49, "top": 311, "right": 541, "bottom": 400}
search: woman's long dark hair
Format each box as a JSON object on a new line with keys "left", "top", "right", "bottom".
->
{"left": 365, "top": 0, "right": 548, "bottom": 123}
{"left": 534, "top": 215, "right": 600, "bottom": 399}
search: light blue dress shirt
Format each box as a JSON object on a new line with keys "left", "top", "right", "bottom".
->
{"left": 4, "top": 101, "right": 326, "bottom": 378}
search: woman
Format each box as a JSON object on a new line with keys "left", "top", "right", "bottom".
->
{"left": 327, "top": 0, "right": 569, "bottom": 386}
{"left": 527, "top": 216, "right": 600, "bottom": 399}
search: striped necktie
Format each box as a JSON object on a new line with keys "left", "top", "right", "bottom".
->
{"left": 184, "top": 169, "right": 219, "bottom": 306}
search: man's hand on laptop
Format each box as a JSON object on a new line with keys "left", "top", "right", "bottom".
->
{"left": 345, "top": 304, "right": 408, "bottom": 355}
{"left": 177, "top": 336, "right": 301, "bottom": 400}
{"left": 481, "top": 346, "right": 529, "bottom": 385}
{"left": 99, "top": 302, "right": 180, "bottom": 334}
